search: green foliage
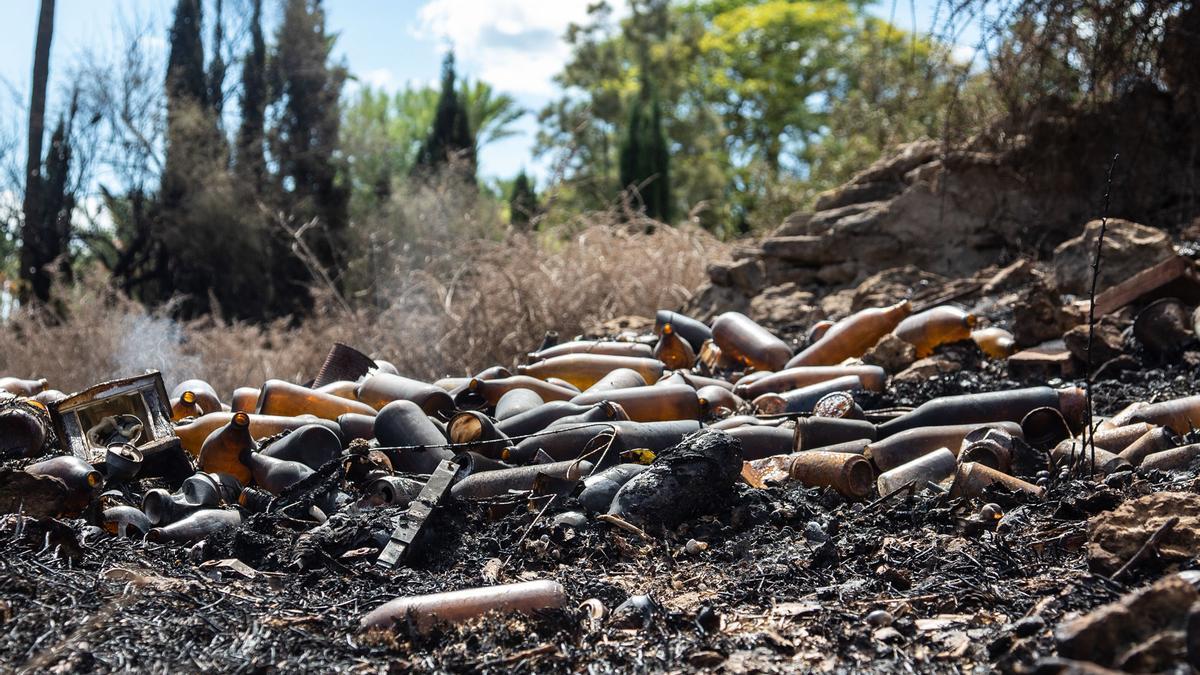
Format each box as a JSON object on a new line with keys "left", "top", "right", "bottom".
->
{"left": 509, "top": 170, "right": 538, "bottom": 228}
{"left": 619, "top": 87, "right": 672, "bottom": 221}
{"left": 414, "top": 52, "right": 476, "bottom": 181}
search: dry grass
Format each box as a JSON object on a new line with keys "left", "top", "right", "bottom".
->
{"left": 0, "top": 220, "right": 724, "bottom": 398}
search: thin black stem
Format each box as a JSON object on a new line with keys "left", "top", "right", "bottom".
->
{"left": 1083, "top": 154, "right": 1119, "bottom": 475}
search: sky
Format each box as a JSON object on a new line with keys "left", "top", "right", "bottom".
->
{"left": 0, "top": 0, "right": 958, "bottom": 187}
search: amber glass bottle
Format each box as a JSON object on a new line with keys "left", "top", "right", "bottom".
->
{"left": 171, "top": 391, "right": 202, "bottom": 421}
{"left": 242, "top": 449, "right": 314, "bottom": 495}
{"left": 571, "top": 384, "right": 702, "bottom": 423}
{"left": 971, "top": 327, "right": 1017, "bottom": 359}
{"left": 711, "top": 312, "right": 792, "bottom": 372}
{"left": 517, "top": 355, "right": 665, "bottom": 391}
{"left": 787, "top": 300, "right": 912, "bottom": 368}
{"left": 654, "top": 324, "right": 697, "bottom": 370}
{"left": 171, "top": 379, "right": 222, "bottom": 414}
{"left": 256, "top": 379, "right": 377, "bottom": 421}
{"left": 892, "top": 305, "right": 976, "bottom": 357}
{"left": 231, "top": 387, "right": 261, "bottom": 413}
{"left": 198, "top": 412, "right": 256, "bottom": 485}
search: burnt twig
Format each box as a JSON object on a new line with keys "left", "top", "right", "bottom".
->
{"left": 1082, "top": 153, "right": 1119, "bottom": 476}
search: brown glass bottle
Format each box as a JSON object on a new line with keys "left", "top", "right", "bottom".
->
{"left": 494, "top": 388, "right": 545, "bottom": 420}
{"left": 528, "top": 341, "right": 653, "bottom": 362}
{"left": 507, "top": 420, "right": 700, "bottom": 463}
{"left": 496, "top": 401, "right": 601, "bottom": 438}
{"left": 171, "top": 379, "right": 222, "bottom": 414}
{"left": 314, "top": 380, "right": 360, "bottom": 401}
{"left": 231, "top": 387, "right": 261, "bottom": 413}
{"left": 356, "top": 372, "right": 456, "bottom": 418}
{"left": 451, "top": 460, "right": 593, "bottom": 500}
{"left": 361, "top": 580, "right": 568, "bottom": 633}
{"left": 893, "top": 305, "right": 976, "bottom": 357}
{"left": 571, "top": 384, "right": 702, "bottom": 422}
{"left": 517, "top": 355, "right": 665, "bottom": 391}
{"left": 876, "top": 387, "right": 1086, "bottom": 438}
{"left": 337, "top": 412, "right": 377, "bottom": 442}
{"left": 1111, "top": 395, "right": 1200, "bottom": 435}
{"left": 261, "top": 424, "right": 343, "bottom": 468}
{"left": 25, "top": 455, "right": 102, "bottom": 493}
{"left": 711, "top": 312, "right": 792, "bottom": 372}
{"left": 198, "top": 412, "right": 256, "bottom": 485}
{"left": 584, "top": 368, "right": 648, "bottom": 394}
{"left": 696, "top": 385, "right": 743, "bottom": 415}
{"left": 788, "top": 451, "right": 875, "bottom": 498}
{"left": 734, "top": 365, "right": 887, "bottom": 398}
{"left": 786, "top": 300, "right": 912, "bottom": 368}
{"left": 175, "top": 412, "right": 341, "bottom": 457}
{"left": 242, "top": 449, "right": 314, "bottom": 494}
{"left": 146, "top": 509, "right": 242, "bottom": 543}
{"left": 752, "top": 375, "right": 863, "bottom": 415}
{"left": 171, "top": 390, "right": 202, "bottom": 421}
{"left": 725, "top": 425, "right": 795, "bottom": 460}
{"left": 0, "top": 376, "right": 48, "bottom": 397}
{"left": 971, "top": 327, "right": 1016, "bottom": 359}
{"left": 654, "top": 324, "right": 697, "bottom": 370}
{"left": 864, "top": 422, "right": 1023, "bottom": 472}
{"left": 461, "top": 376, "right": 579, "bottom": 407}
{"left": 654, "top": 310, "right": 713, "bottom": 352}
{"left": 256, "top": 379, "right": 377, "bottom": 421}
{"left": 0, "top": 406, "right": 48, "bottom": 458}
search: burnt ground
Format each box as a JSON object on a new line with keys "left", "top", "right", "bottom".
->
{"left": 3, "top": 341, "right": 1200, "bottom": 672}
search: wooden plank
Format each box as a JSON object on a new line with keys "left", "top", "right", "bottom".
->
{"left": 1090, "top": 255, "right": 1190, "bottom": 316}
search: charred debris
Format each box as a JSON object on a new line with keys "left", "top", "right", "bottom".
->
{"left": 5, "top": 236, "right": 1200, "bottom": 671}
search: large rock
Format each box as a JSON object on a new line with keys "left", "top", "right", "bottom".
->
{"left": 1052, "top": 219, "right": 1174, "bottom": 295}
{"left": 1088, "top": 492, "right": 1200, "bottom": 575}
{"left": 1056, "top": 572, "right": 1198, "bottom": 670}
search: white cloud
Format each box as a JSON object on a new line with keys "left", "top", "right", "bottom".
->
{"left": 361, "top": 67, "right": 396, "bottom": 89}
{"left": 416, "top": 0, "right": 610, "bottom": 98}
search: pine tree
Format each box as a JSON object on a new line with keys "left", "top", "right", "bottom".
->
{"left": 234, "top": 0, "right": 266, "bottom": 193}
{"left": 618, "top": 82, "right": 672, "bottom": 222}
{"left": 413, "top": 52, "right": 476, "bottom": 181}
{"left": 509, "top": 170, "right": 538, "bottom": 228}
{"left": 268, "top": 0, "right": 350, "bottom": 312}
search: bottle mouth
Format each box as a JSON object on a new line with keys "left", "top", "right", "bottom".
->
{"left": 232, "top": 412, "right": 251, "bottom": 428}
{"left": 182, "top": 391, "right": 197, "bottom": 404}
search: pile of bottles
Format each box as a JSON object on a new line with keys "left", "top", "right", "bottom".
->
{"left": 2, "top": 300, "right": 1197, "bottom": 552}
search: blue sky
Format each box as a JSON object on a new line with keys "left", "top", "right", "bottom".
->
{"left": 0, "top": 0, "right": 958, "bottom": 187}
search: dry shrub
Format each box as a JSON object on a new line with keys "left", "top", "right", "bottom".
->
{"left": 0, "top": 220, "right": 722, "bottom": 397}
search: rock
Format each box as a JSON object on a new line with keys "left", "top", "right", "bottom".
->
{"left": 1052, "top": 219, "right": 1175, "bottom": 295}
{"left": 1056, "top": 573, "right": 1198, "bottom": 668}
{"left": 760, "top": 235, "right": 846, "bottom": 266}
{"left": 727, "top": 258, "right": 766, "bottom": 293}
{"left": 1012, "top": 278, "right": 1077, "bottom": 347}
{"left": 1008, "top": 340, "right": 1077, "bottom": 379}
{"left": 893, "top": 356, "right": 962, "bottom": 384}
{"left": 817, "top": 261, "right": 859, "bottom": 285}
{"left": 608, "top": 429, "right": 743, "bottom": 528}
{"left": 1062, "top": 320, "right": 1126, "bottom": 364}
{"left": 748, "top": 284, "right": 818, "bottom": 328}
{"left": 850, "top": 266, "right": 948, "bottom": 312}
{"left": 814, "top": 181, "right": 904, "bottom": 212}
{"left": 861, "top": 333, "right": 917, "bottom": 374}
{"left": 1087, "top": 492, "right": 1200, "bottom": 574}
{"left": 819, "top": 289, "right": 856, "bottom": 320}
{"left": 980, "top": 258, "right": 1036, "bottom": 295}
{"left": 681, "top": 283, "right": 751, "bottom": 324}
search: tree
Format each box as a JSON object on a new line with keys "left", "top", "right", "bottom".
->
{"left": 413, "top": 52, "right": 476, "bottom": 181}
{"left": 342, "top": 78, "right": 523, "bottom": 218}
{"left": 619, "top": 84, "right": 672, "bottom": 222}
{"left": 19, "top": 0, "right": 57, "bottom": 303}
{"left": 509, "top": 170, "right": 538, "bottom": 228}
{"left": 234, "top": 0, "right": 267, "bottom": 194}
{"left": 268, "top": 0, "right": 350, "bottom": 311}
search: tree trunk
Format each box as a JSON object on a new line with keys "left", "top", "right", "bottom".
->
{"left": 19, "top": 0, "right": 56, "bottom": 304}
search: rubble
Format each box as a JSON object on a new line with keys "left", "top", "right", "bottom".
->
{"left": 7, "top": 233, "right": 1200, "bottom": 671}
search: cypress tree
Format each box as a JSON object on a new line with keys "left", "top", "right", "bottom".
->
{"left": 414, "top": 52, "right": 476, "bottom": 181}
{"left": 509, "top": 170, "right": 538, "bottom": 228}
{"left": 235, "top": 0, "right": 266, "bottom": 193}
{"left": 618, "top": 83, "right": 672, "bottom": 222}
{"left": 268, "top": 0, "right": 349, "bottom": 313}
